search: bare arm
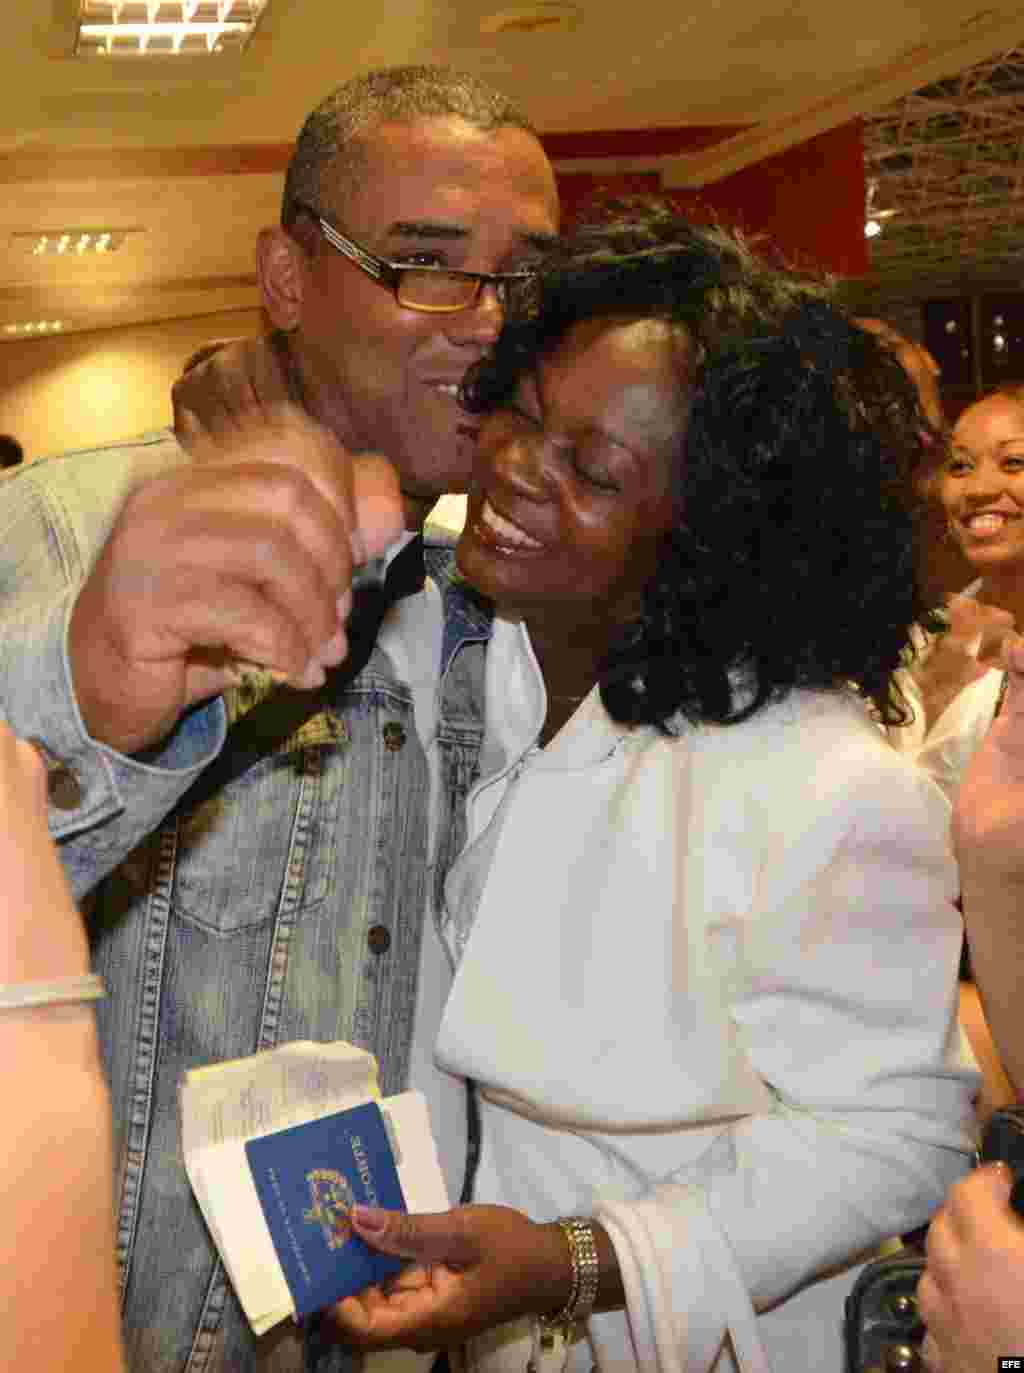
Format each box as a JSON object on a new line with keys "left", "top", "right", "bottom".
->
{"left": 0, "top": 725, "right": 123, "bottom": 1372}
{"left": 954, "top": 635, "right": 1024, "bottom": 1098}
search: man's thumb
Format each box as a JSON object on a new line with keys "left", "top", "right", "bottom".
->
{"left": 351, "top": 455, "right": 404, "bottom": 563}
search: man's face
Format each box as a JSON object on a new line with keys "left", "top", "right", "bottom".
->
{"left": 292, "top": 116, "right": 559, "bottom": 524}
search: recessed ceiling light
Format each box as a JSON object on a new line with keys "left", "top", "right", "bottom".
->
{"left": 12, "top": 229, "right": 140, "bottom": 256}
{"left": 480, "top": 3, "right": 580, "bottom": 36}
{"left": 75, "top": 1, "right": 270, "bottom": 58}
{"left": 3, "top": 322, "right": 66, "bottom": 337}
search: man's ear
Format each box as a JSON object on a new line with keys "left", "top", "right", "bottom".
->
{"left": 257, "top": 226, "right": 307, "bottom": 330}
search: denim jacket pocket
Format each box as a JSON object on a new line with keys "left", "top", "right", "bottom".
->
{"left": 171, "top": 740, "right": 337, "bottom": 934}
{"left": 170, "top": 675, "right": 357, "bottom": 933}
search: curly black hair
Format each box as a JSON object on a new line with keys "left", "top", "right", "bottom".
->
{"left": 461, "top": 206, "right": 931, "bottom": 730}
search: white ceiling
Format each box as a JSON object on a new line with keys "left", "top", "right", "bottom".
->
{"left": 2, "top": 0, "right": 1024, "bottom": 339}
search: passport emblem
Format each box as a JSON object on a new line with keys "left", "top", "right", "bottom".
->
{"left": 304, "top": 1168, "right": 356, "bottom": 1250}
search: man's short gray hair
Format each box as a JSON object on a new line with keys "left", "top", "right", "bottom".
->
{"left": 281, "top": 65, "right": 539, "bottom": 229}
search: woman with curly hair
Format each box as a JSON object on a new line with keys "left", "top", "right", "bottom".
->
{"left": 321, "top": 212, "right": 977, "bottom": 1373}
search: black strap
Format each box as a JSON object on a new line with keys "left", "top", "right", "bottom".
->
{"left": 179, "top": 535, "right": 425, "bottom": 812}
{"left": 459, "top": 1079, "right": 481, "bottom": 1205}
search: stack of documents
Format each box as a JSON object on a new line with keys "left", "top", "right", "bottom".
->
{"left": 179, "top": 1040, "right": 448, "bottom": 1333}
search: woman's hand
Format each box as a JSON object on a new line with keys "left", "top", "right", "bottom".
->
{"left": 914, "top": 594, "right": 1015, "bottom": 730}
{"left": 325, "top": 1204, "right": 573, "bottom": 1351}
{"left": 918, "top": 1165, "right": 1024, "bottom": 1372}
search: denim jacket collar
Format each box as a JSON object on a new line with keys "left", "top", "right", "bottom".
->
{"left": 424, "top": 539, "right": 494, "bottom": 679}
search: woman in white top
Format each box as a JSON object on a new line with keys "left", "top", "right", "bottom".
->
{"left": 328, "top": 211, "right": 977, "bottom": 1373}
{"left": 893, "top": 387, "right": 1024, "bottom": 800}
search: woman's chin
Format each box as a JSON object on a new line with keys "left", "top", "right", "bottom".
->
{"left": 962, "top": 542, "right": 1024, "bottom": 574}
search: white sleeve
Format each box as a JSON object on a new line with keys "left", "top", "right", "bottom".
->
{"left": 907, "top": 668, "right": 1004, "bottom": 803}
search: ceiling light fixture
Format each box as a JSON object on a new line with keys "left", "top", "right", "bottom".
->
{"left": 75, "top": 1, "right": 269, "bottom": 58}
{"left": 3, "top": 322, "right": 66, "bottom": 337}
{"left": 12, "top": 229, "right": 138, "bottom": 255}
{"left": 864, "top": 177, "right": 900, "bottom": 241}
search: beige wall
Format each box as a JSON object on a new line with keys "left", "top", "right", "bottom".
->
{"left": 0, "top": 309, "right": 264, "bottom": 461}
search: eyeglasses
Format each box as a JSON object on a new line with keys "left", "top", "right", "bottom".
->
{"left": 293, "top": 202, "right": 537, "bottom": 314}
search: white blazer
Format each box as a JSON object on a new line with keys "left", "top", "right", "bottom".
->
{"left": 435, "top": 619, "right": 978, "bottom": 1373}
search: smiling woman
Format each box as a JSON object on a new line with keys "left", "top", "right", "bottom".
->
{"left": 942, "top": 388, "right": 1024, "bottom": 583}
{"left": 456, "top": 313, "right": 687, "bottom": 742}
{"left": 327, "top": 207, "right": 977, "bottom": 1373}
{"left": 892, "top": 385, "right": 1024, "bottom": 801}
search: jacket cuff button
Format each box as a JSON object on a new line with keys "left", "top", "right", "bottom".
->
{"left": 29, "top": 740, "right": 83, "bottom": 811}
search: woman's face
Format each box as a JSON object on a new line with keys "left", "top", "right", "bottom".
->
{"left": 456, "top": 315, "right": 692, "bottom": 624}
{"left": 941, "top": 392, "right": 1024, "bottom": 571}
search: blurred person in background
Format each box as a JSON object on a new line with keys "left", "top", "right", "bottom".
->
{"left": 888, "top": 382, "right": 1020, "bottom": 1116}
{"left": 0, "top": 433, "right": 24, "bottom": 468}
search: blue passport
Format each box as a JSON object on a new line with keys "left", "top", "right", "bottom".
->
{"left": 245, "top": 1100, "right": 407, "bottom": 1317}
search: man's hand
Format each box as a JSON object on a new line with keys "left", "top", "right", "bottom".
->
{"left": 172, "top": 336, "right": 291, "bottom": 439}
{"left": 918, "top": 1165, "right": 1024, "bottom": 1373}
{"left": 325, "top": 1204, "right": 572, "bottom": 1352}
{"left": 69, "top": 402, "right": 402, "bottom": 756}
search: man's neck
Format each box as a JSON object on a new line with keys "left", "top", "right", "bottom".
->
{"left": 275, "top": 330, "right": 355, "bottom": 442}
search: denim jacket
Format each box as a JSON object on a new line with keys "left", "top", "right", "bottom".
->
{"left": 0, "top": 433, "right": 492, "bottom": 1373}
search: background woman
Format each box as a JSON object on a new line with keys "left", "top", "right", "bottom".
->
{"left": 893, "top": 385, "right": 1024, "bottom": 801}
{"left": 326, "top": 213, "right": 978, "bottom": 1373}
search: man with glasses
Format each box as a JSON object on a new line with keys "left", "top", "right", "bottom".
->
{"left": 0, "top": 66, "right": 558, "bottom": 1373}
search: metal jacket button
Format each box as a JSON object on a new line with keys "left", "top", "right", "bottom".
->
{"left": 29, "top": 739, "right": 83, "bottom": 811}
{"left": 382, "top": 722, "right": 406, "bottom": 752}
{"left": 367, "top": 924, "right": 392, "bottom": 955}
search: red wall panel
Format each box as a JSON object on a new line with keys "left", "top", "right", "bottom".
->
{"left": 544, "top": 121, "right": 866, "bottom": 277}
